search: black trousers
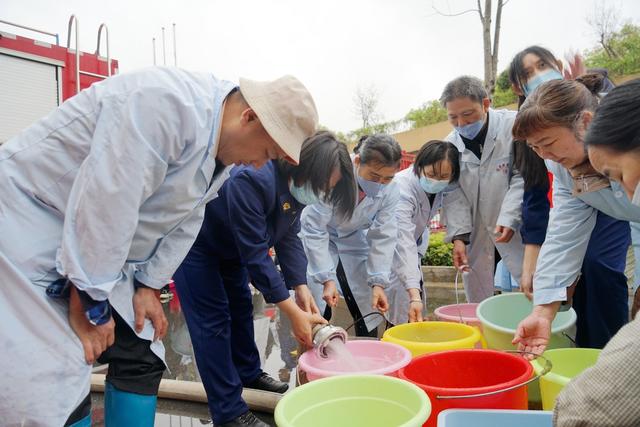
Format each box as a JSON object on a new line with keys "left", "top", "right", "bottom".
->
{"left": 322, "top": 260, "right": 379, "bottom": 337}
{"left": 64, "top": 308, "right": 165, "bottom": 425}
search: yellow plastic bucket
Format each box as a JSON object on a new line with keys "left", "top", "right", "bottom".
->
{"left": 382, "top": 321, "right": 485, "bottom": 357}
{"left": 531, "top": 348, "right": 601, "bottom": 410}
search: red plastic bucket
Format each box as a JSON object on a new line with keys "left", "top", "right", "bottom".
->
{"left": 398, "top": 349, "right": 533, "bottom": 427}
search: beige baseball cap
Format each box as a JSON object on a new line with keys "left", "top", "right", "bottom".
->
{"left": 239, "top": 75, "right": 319, "bottom": 164}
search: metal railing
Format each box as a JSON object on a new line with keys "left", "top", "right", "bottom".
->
{"left": 0, "top": 19, "right": 59, "bottom": 45}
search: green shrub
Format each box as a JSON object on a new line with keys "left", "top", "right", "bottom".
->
{"left": 422, "top": 232, "right": 453, "bottom": 266}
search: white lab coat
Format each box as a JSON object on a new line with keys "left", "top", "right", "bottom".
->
{"left": 0, "top": 67, "right": 235, "bottom": 426}
{"left": 387, "top": 168, "right": 441, "bottom": 324}
{"left": 442, "top": 109, "right": 525, "bottom": 302}
{"left": 299, "top": 180, "right": 399, "bottom": 332}
{"left": 533, "top": 161, "right": 640, "bottom": 305}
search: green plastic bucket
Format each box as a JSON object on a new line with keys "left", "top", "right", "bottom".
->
{"left": 476, "top": 293, "right": 577, "bottom": 403}
{"left": 274, "top": 374, "right": 431, "bottom": 427}
{"left": 476, "top": 293, "right": 577, "bottom": 351}
{"left": 531, "top": 348, "right": 601, "bottom": 410}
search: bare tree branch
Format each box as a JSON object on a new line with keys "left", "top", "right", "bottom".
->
{"left": 477, "top": 0, "right": 484, "bottom": 21}
{"left": 491, "top": 0, "right": 504, "bottom": 91}
{"left": 433, "top": 0, "right": 505, "bottom": 95}
{"left": 586, "top": 0, "right": 620, "bottom": 58}
{"left": 353, "top": 85, "right": 381, "bottom": 129}
{"left": 431, "top": 4, "right": 478, "bottom": 17}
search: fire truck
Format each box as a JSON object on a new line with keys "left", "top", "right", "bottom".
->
{"left": 0, "top": 15, "right": 119, "bottom": 143}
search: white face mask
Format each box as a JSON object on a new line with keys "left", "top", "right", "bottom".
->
{"left": 632, "top": 182, "right": 640, "bottom": 207}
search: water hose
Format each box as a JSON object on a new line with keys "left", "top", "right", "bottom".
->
{"left": 90, "top": 374, "right": 282, "bottom": 413}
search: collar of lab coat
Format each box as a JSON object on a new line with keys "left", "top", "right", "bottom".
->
{"left": 450, "top": 109, "right": 502, "bottom": 166}
{"left": 200, "top": 81, "right": 238, "bottom": 203}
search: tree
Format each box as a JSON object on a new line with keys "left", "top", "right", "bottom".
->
{"left": 492, "top": 68, "right": 517, "bottom": 107}
{"left": 585, "top": 23, "right": 640, "bottom": 77}
{"left": 586, "top": 0, "right": 621, "bottom": 59}
{"left": 353, "top": 85, "right": 382, "bottom": 129}
{"left": 404, "top": 100, "right": 448, "bottom": 129}
{"left": 432, "top": 0, "right": 507, "bottom": 96}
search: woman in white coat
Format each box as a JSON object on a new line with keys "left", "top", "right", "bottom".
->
{"left": 299, "top": 134, "right": 402, "bottom": 336}
{"left": 440, "top": 76, "right": 525, "bottom": 302}
{"left": 0, "top": 68, "right": 318, "bottom": 427}
{"left": 510, "top": 77, "right": 640, "bottom": 427}
{"left": 387, "top": 140, "right": 460, "bottom": 324}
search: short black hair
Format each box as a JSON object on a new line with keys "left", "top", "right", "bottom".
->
{"left": 278, "top": 131, "right": 356, "bottom": 219}
{"left": 358, "top": 134, "right": 402, "bottom": 168}
{"left": 585, "top": 78, "right": 640, "bottom": 153}
{"left": 412, "top": 140, "right": 460, "bottom": 183}
{"left": 440, "top": 76, "right": 488, "bottom": 107}
{"left": 353, "top": 135, "right": 367, "bottom": 154}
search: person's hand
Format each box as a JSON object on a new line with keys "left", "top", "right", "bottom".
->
{"left": 494, "top": 225, "right": 515, "bottom": 243}
{"left": 69, "top": 286, "right": 115, "bottom": 364}
{"left": 407, "top": 288, "right": 423, "bottom": 322}
{"left": 294, "top": 284, "right": 320, "bottom": 314}
{"left": 452, "top": 240, "right": 469, "bottom": 271}
{"left": 322, "top": 280, "right": 339, "bottom": 308}
{"left": 563, "top": 52, "right": 586, "bottom": 80}
{"left": 512, "top": 303, "right": 560, "bottom": 359}
{"left": 371, "top": 285, "right": 389, "bottom": 312}
{"left": 408, "top": 300, "right": 424, "bottom": 322}
{"left": 520, "top": 272, "right": 534, "bottom": 301}
{"left": 290, "top": 308, "right": 327, "bottom": 347}
{"left": 133, "top": 287, "right": 168, "bottom": 341}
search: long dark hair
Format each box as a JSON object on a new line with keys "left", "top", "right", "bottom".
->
{"left": 508, "top": 46, "right": 563, "bottom": 190}
{"left": 508, "top": 46, "right": 561, "bottom": 108}
{"left": 278, "top": 131, "right": 356, "bottom": 219}
{"left": 585, "top": 78, "right": 640, "bottom": 153}
{"left": 413, "top": 140, "right": 460, "bottom": 183}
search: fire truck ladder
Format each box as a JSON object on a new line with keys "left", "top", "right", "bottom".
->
{"left": 66, "top": 14, "right": 112, "bottom": 95}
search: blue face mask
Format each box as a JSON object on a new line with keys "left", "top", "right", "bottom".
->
{"left": 455, "top": 119, "right": 485, "bottom": 140}
{"left": 288, "top": 181, "right": 322, "bottom": 206}
{"left": 523, "top": 69, "right": 563, "bottom": 96}
{"left": 357, "top": 173, "right": 386, "bottom": 198}
{"left": 419, "top": 176, "right": 449, "bottom": 194}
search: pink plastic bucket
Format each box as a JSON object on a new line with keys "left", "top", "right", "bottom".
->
{"left": 298, "top": 340, "right": 412, "bottom": 382}
{"left": 434, "top": 303, "right": 481, "bottom": 327}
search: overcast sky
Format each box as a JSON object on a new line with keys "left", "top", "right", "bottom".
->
{"left": 2, "top": 0, "right": 639, "bottom": 132}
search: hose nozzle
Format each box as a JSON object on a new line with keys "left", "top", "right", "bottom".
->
{"left": 312, "top": 324, "right": 348, "bottom": 359}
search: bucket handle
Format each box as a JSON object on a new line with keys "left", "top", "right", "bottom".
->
{"left": 435, "top": 350, "right": 552, "bottom": 400}
{"left": 473, "top": 326, "right": 488, "bottom": 349}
